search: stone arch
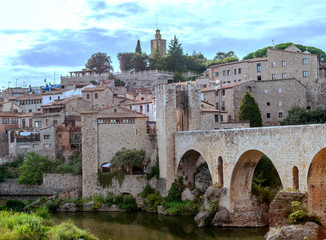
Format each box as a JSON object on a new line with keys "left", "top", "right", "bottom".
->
{"left": 292, "top": 166, "right": 299, "bottom": 190}
{"left": 307, "top": 148, "right": 326, "bottom": 224}
{"left": 100, "top": 162, "right": 111, "bottom": 172}
{"left": 230, "top": 149, "right": 283, "bottom": 212}
{"left": 217, "top": 156, "right": 224, "bottom": 187}
{"left": 176, "top": 149, "right": 212, "bottom": 190}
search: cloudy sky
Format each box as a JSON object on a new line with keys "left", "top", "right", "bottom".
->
{"left": 0, "top": 0, "right": 325, "bottom": 88}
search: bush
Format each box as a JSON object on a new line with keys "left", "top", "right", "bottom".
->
{"left": 288, "top": 201, "right": 320, "bottom": 225}
{"left": 2, "top": 199, "right": 26, "bottom": 212}
{"left": 46, "top": 198, "right": 64, "bottom": 213}
{"left": 92, "top": 193, "right": 104, "bottom": 209}
{"left": 162, "top": 200, "right": 198, "bottom": 216}
{"left": 145, "top": 191, "right": 162, "bottom": 211}
{"left": 140, "top": 184, "right": 155, "bottom": 199}
{"left": 104, "top": 193, "right": 137, "bottom": 211}
{"left": 165, "top": 177, "right": 185, "bottom": 202}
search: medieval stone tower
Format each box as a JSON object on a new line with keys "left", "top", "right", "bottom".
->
{"left": 155, "top": 84, "right": 201, "bottom": 193}
{"left": 150, "top": 29, "right": 167, "bottom": 56}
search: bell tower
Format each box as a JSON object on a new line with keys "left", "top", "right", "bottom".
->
{"left": 150, "top": 29, "right": 166, "bottom": 56}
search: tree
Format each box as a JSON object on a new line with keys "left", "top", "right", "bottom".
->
{"left": 280, "top": 106, "right": 326, "bottom": 125}
{"left": 85, "top": 52, "right": 113, "bottom": 73}
{"left": 149, "top": 46, "right": 166, "bottom": 70}
{"left": 167, "top": 35, "right": 184, "bottom": 72}
{"left": 110, "top": 149, "right": 146, "bottom": 175}
{"left": 117, "top": 52, "right": 134, "bottom": 71}
{"left": 135, "top": 39, "right": 142, "bottom": 54}
{"left": 214, "top": 51, "right": 236, "bottom": 60}
{"left": 130, "top": 53, "right": 148, "bottom": 72}
{"left": 237, "top": 91, "right": 262, "bottom": 127}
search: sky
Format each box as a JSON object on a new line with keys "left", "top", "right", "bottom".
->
{"left": 0, "top": 0, "right": 325, "bottom": 88}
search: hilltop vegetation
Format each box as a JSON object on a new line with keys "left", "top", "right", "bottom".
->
{"left": 243, "top": 42, "right": 326, "bottom": 62}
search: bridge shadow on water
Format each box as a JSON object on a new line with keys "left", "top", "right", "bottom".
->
{"left": 53, "top": 212, "right": 268, "bottom": 240}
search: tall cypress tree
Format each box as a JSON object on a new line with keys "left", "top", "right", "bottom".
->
{"left": 135, "top": 40, "right": 142, "bottom": 54}
{"left": 237, "top": 91, "right": 262, "bottom": 127}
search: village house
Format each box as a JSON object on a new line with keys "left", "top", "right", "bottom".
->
{"left": 81, "top": 87, "right": 114, "bottom": 109}
{"left": 8, "top": 94, "right": 43, "bottom": 113}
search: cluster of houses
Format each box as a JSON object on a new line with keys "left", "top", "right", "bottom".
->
{"left": 0, "top": 43, "right": 326, "bottom": 166}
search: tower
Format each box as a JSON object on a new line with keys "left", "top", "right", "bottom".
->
{"left": 150, "top": 29, "right": 166, "bottom": 56}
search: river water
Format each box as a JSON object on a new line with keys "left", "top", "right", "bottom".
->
{"left": 53, "top": 212, "right": 268, "bottom": 240}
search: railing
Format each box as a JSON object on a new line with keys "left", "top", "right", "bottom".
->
{"left": 16, "top": 135, "right": 40, "bottom": 142}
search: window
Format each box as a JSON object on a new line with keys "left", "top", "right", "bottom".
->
{"left": 2, "top": 118, "right": 9, "bottom": 124}
{"left": 302, "top": 58, "right": 307, "bottom": 65}
{"left": 44, "top": 135, "right": 50, "bottom": 139}
{"left": 267, "top": 113, "right": 271, "bottom": 118}
{"left": 87, "top": 94, "right": 90, "bottom": 99}
{"left": 303, "top": 71, "right": 308, "bottom": 77}
{"left": 33, "top": 144, "right": 39, "bottom": 149}
{"left": 215, "top": 72, "right": 219, "bottom": 77}
{"left": 238, "top": 68, "right": 242, "bottom": 74}
{"left": 140, "top": 106, "right": 143, "bottom": 112}
{"left": 234, "top": 80, "right": 237, "bottom": 82}
{"left": 227, "top": 70, "right": 231, "bottom": 76}
{"left": 238, "top": 79, "right": 241, "bottom": 82}
{"left": 95, "top": 93, "right": 98, "bottom": 99}
{"left": 147, "top": 104, "right": 149, "bottom": 112}
{"left": 282, "top": 73, "right": 287, "bottom": 79}
{"left": 227, "top": 81, "right": 230, "bottom": 83}
{"left": 257, "top": 63, "right": 261, "bottom": 72}
{"left": 222, "top": 90, "right": 225, "bottom": 96}
{"left": 282, "top": 60, "right": 286, "bottom": 67}
{"left": 272, "top": 62, "right": 276, "bottom": 68}
{"left": 267, "top": 102, "right": 270, "bottom": 106}
{"left": 220, "top": 115, "right": 223, "bottom": 122}
{"left": 58, "top": 134, "right": 62, "bottom": 138}
{"left": 29, "top": 109, "right": 32, "bottom": 113}
{"left": 53, "top": 120, "right": 57, "bottom": 126}
{"left": 257, "top": 75, "right": 261, "bottom": 80}
{"left": 49, "top": 97, "right": 52, "bottom": 100}
{"left": 234, "top": 69, "right": 237, "bottom": 75}
{"left": 215, "top": 102, "right": 219, "bottom": 109}
{"left": 12, "top": 118, "right": 18, "bottom": 124}
{"left": 214, "top": 114, "right": 219, "bottom": 122}
{"left": 58, "top": 96, "right": 60, "bottom": 100}
{"left": 223, "top": 70, "right": 226, "bottom": 76}
{"left": 279, "top": 112, "right": 283, "bottom": 118}
{"left": 272, "top": 74, "right": 276, "bottom": 80}
{"left": 221, "top": 101, "right": 225, "bottom": 110}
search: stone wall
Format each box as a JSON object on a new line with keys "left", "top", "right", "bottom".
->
{"left": 95, "top": 175, "right": 157, "bottom": 197}
{"left": 0, "top": 174, "right": 82, "bottom": 199}
{"left": 269, "top": 191, "right": 306, "bottom": 228}
{"left": 0, "top": 132, "right": 8, "bottom": 157}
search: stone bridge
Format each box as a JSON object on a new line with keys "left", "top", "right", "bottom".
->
{"left": 173, "top": 124, "right": 326, "bottom": 223}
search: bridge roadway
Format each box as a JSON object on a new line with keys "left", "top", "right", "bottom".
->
{"left": 174, "top": 124, "right": 326, "bottom": 222}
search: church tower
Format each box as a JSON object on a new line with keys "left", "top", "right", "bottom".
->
{"left": 150, "top": 29, "right": 166, "bottom": 56}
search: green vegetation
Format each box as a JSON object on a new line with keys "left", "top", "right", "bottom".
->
{"left": 0, "top": 211, "right": 98, "bottom": 240}
{"left": 146, "top": 155, "right": 159, "bottom": 180}
{"left": 237, "top": 91, "right": 262, "bottom": 127}
{"left": 104, "top": 193, "right": 137, "bottom": 211}
{"left": 252, "top": 155, "right": 282, "bottom": 204}
{"left": 0, "top": 153, "right": 25, "bottom": 182}
{"left": 110, "top": 149, "right": 146, "bottom": 174}
{"left": 243, "top": 42, "right": 326, "bottom": 63}
{"left": 144, "top": 191, "right": 162, "bottom": 211}
{"left": 135, "top": 39, "right": 142, "bottom": 54}
{"left": 287, "top": 201, "right": 320, "bottom": 225}
{"left": 92, "top": 193, "right": 105, "bottom": 209}
{"left": 165, "top": 176, "right": 185, "bottom": 202}
{"left": 114, "top": 78, "right": 125, "bottom": 86}
{"left": 117, "top": 52, "right": 134, "bottom": 71}
{"left": 18, "top": 151, "right": 82, "bottom": 185}
{"left": 0, "top": 199, "right": 26, "bottom": 212}
{"left": 85, "top": 52, "right": 113, "bottom": 73}
{"left": 98, "top": 171, "right": 125, "bottom": 188}
{"left": 162, "top": 200, "right": 198, "bottom": 216}
{"left": 281, "top": 106, "right": 326, "bottom": 125}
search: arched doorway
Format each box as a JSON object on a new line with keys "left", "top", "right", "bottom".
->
{"left": 292, "top": 166, "right": 299, "bottom": 190}
{"left": 307, "top": 148, "right": 326, "bottom": 224}
{"left": 177, "top": 150, "right": 212, "bottom": 193}
{"left": 217, "top": 156, "right": 224, "bottom": 187}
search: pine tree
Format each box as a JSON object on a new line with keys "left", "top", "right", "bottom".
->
{"left": 167, "top": 35, "right": 184, "bottom": 72}
{"left": 135, "top": 39, "right": 142, "bottom": 54}
{"left": 237, "top": 91, "right": 262, "bottom": 127}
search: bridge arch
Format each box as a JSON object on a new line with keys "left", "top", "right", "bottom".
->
{"left": 229, "top": 149, "right": 283, "bottom": 211}
{"left": 176, "top": 149, "right": 212, "bottom": 189}
{"left": 307, "top": 147, "right": 326, "bottom": 224}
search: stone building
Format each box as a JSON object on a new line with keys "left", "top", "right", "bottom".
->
{"left": 81, "top": 87, "right": 114, "bottom": 109}
{"left": 81, "top": 106, "right": 157, "bottom": 197}
{"left": 150, "top": 29, "right": 166, "bottom": 56}
{"left": 201, "top": 78, "right": 307, "bottom": 126}
{"left": 0, "top": 112, "right": 20, "bottom": 159}
{"left": 9, "top": 94, "right": 43, "bottom": 113}
{"left": 60, "top": 70, "right": 109, "bottom": 86}
{"left": 208, "top": 45, "right": 319, "bottom": 88}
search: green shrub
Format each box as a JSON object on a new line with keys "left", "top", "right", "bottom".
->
{"left": 0, "top": 167, "right": 6, "bottom": 182}
{"left": 287, "top": 201, "right": 320, "bottom": 225}
{"left": 140, "top": 184, "right": 155, "bottom": 198}
{"left": 165, "top": 176, "right": 185, "bottom": 202}
{"left": 92, "top": 193, "right": 104, "bottom": 209}
{"left": 4, "top": 199, "right": 26, "bottom": 212}
{"left": 163, "top": 200, "right": 198, "bottom": 216}
{"left": 104, "top": 193, "right": 137, "bottom": 211}
{"left": 46, "top": 198, "right": 63, "bottom": 213}
{"left": 34, "top": 206, "right": 50, "bottom": 219}
{"left": 145, "top": 191, "right": 162, "bottom": 211}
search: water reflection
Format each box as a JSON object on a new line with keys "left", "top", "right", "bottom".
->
{"left": 53, "top": 212, "right": 267, "bottom": 240}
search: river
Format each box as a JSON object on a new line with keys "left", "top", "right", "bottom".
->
{"left": 53, "top": 212, "right": 268, "bottom": 240}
